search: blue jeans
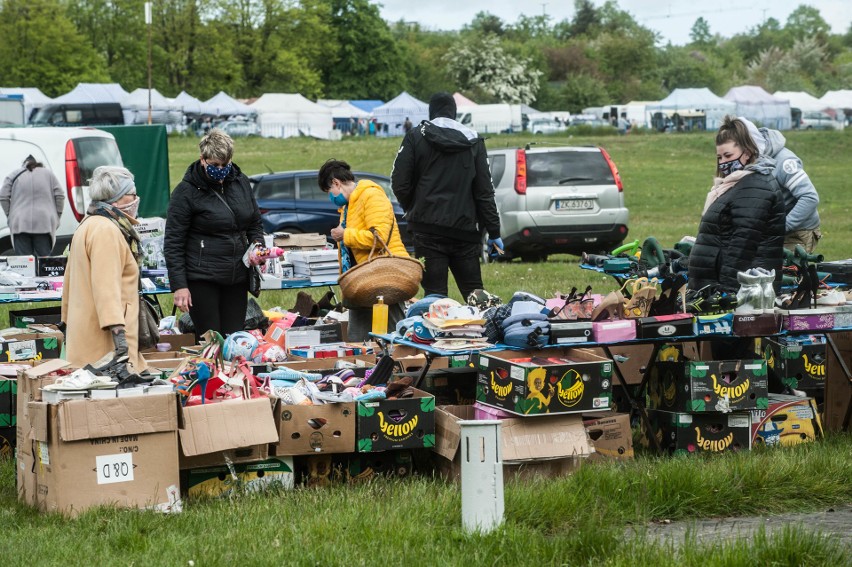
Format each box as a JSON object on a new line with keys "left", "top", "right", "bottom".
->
{"left": 413, "top": 232, "right": 483, "bottom": 300}
{"left": 13, "top": 233, "right": 53, "bottom": 257}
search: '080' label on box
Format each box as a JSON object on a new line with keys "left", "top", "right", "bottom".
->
{"left": 96, "top": 453, "right": 135, "bottom": 484}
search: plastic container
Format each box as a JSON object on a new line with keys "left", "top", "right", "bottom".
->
{"left": 371, "top": 296, "right": 388, "bottom": 335}
{"left": 155, "top": 342, "right": 171, "bottom": 352}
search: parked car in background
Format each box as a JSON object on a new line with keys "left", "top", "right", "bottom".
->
{"left": 249, "top": 170, "right": 411, "bottom": 251}
{"left": 571, "top": 115, "right": 608, "bottom": 128}
{"left": 29, "top": 103, "right": 125, "bottom": 127}
{"left": 485, "top": 145, "right": 629, "bottom": 262}
{"left": 529, "top": 118, "right": 566, "bottom": 135}
{"left": 0, "top": 127, "right": 124, "bottom": 254}
{"left": 798, "top": 111, "right": 844, "bottom": 131}
{"left": 216, "top": 119, "right": 260, "bottom": 137}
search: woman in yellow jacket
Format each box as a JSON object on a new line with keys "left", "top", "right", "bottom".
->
{"left": 319, "top": 159, "right": 409, "bottom": 341}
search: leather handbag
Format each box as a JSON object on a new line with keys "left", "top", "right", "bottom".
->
{"left": 138, "top": 294, "right": 161, "bottom": 350}
{"left": 248, "top": 265, "right": 262, "bottom": 298}
{"left": 337, "top": 221, "right": 423, "bottom": 308}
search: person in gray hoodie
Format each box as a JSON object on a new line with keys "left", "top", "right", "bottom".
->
{"left": 740, "top": 117, "right": 821, "bottom": 253}
{"left": 0, "top": 155, "right": 64, "bottom": 256}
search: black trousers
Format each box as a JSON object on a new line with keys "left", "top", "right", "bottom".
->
{"left": 187, "top": 280, "right": 248, "bottom": 340}
{"left": 14, "top": 233, "right": 52, "bottom": 257}
{"left": 413, "top": 232, "right": 482, "bottom": 300}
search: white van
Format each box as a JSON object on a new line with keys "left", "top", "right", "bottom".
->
{"left": 457, "top": 104, "right": 523, "bottom": 134}
{"left": 0, "top": 127, "right": 124, "bottom": 254}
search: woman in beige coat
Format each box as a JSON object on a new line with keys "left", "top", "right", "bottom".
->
{"left": 62, "top": 166, "right": 147, "bottom": 373}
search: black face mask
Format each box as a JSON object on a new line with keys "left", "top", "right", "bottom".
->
{"left": 718, "top": 152, "right": 745, "bottom": 177}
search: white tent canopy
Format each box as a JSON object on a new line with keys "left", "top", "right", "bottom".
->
{"left": 773, "top": 91, "right": 825, "bottom": 112}
{"left": 453, "top": 92, "right": 477, "bottom": 107}
{"left": 646, "top": 88, "right": 736, "bottom": 130}
{"left": 316, "top": 99, "right": 371, "bottom": 119}
{"left": 53, "top": 83, "right": 130, "bottom": 104}
{"left": 121, "top": 88, "right": 182, "bottom": 125}
{"left": 251, "top": 93, "right": 333, "bottom": 139}
{"left": 202, "top": 91, "right": 255, "bottom": 118}
{"left": 372, "top": 91, "right": 428, "bottom": 136}
{"left": 819, "top": 90, "right": 852, "bottom": 110}
{"left": 174, "top": 91, "right": 206, "bottom": 116}
{"left": 0, "top": 87, "right": 52, "bottom": 121}
{"left": 724, "top": 85, "right": 791, "bottom": 130}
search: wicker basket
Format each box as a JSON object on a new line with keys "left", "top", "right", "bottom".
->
{"left": 338, "top": 228, "right": 423, "bottom": 308}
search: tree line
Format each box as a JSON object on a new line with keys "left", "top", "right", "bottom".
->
{"left": 1, "top": 0, "right": 849, "bottom": 112}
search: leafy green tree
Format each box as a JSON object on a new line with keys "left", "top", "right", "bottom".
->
{"left": 690, "top": 17, "right": 712, "bottom": 46}
{"left": 322, "top": 0, "right": 406, "bottom": 100}
{"left": 785, "top": 5, "right": 830, "bottom": 41}
{"left": 569, "top": 0, "right": 600, "bottom": 37}
{"left": 654, "top": 46, "right": 727, "bottom": 93}
{"left": 0, "top": 0, "right": 109, "bottom": 96}
{"left": 466, "top": 11, "right": 504, "bottom": 36}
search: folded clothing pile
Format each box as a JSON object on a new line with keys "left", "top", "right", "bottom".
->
{"left": 500, "top": 294, "right": 551, "bottom": 348}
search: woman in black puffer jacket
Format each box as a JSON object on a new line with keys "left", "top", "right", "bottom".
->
{"left": 688, "top": 116, "right": 786, "bottom": 294}
{"left": 164, "top": 129, "right": 264, "bottom": 338}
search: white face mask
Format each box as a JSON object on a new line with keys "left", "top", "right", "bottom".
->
{"left": 116, "top": 196, "right": 140, "bottom": 219}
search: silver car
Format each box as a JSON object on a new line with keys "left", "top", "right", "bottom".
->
{"left": 485, "top": 146, "right": 629, "bottom": 262}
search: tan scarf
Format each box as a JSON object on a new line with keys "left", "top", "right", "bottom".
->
{"left": 702, "top": 170, "right": 752, "bottom": 215}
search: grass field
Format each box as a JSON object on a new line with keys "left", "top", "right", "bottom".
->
{"left": 0, "top": 128, "right": 849, "bottom": 564}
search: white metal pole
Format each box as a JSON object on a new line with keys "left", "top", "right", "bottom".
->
{"left": 145, "top": 2, "right": 153, "bottom": 125}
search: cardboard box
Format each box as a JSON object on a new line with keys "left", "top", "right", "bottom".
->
{"left": 273, "top": 401, "right": 356, "bottom": 456}
{"left": 0, "top": 377, "right": 15, "bottom": 426}
{"left": 17, "top": 358, "right": 66, "bottom": 403}
{"left": 750, "top": 394, "right": 823, "bottom": 447}
{"left": 733, "top": 313, "right": 783, "bottom": 336}
{"left": 180, "top": 444, "right": 269, "bottom": 470}
{"left": 273, "top": 232, "right": 327, "bottom": 249}
{"left": 3, "top": 255, "right": 37, "bottom": 277}
{"left": 599, "top": 343, "right": 655, "bottom": 386}
{"left": 356, "top": 388, "right": 435, "bottom": 452}
{"left": 782, "top": 308, "right": 852, "bottom": 332}
{"left": 475, "top": 348, "right": 613, "bottom": 416}
{"left": 644, "top": 409, "right": 752, "bottom": 455}
{"left": 0, "top": 425, "right": 13, "bottom": 457}
{"left": 36, "top": 256, "right": 68, "bottom": 277}
{"left": 583, "top": 412, "right": 634, "bottom": 459}
{"left": 648, "top": 359, "right": 768, "bottom": 413}
{"left": 549, "top": 321, "right": 594, "bottom": 345}
{"left": 635, "top": 313, "right": 695, "bottom": 339}
{"left": 695, "top": 313, "right": 734, "bottom": 336}
{"left": 8, "top": 306, "right": 62, "bottom": 329}
{"left": 144, "top": 333, "right": 197, "bottom": 352}
{"left": 764, "top": 337, "right": 826, "bottom": 391}
{"left": 592, "top": 319, "right": 636, "bottom": 342}
{"left": 410, "top": 367, "right": 477, "bottom": 406}
{"left": 824, "top": 331, "right": 852, "bottom": 432}
{"left": 0, "top": 332, "right": 63, "bottom": 362}
{"left": 433, "top": 405, "right": 592, "bottom": 481}
{"left": 178, "top": 397, "right": 279, "bottom": 463}
{"left": 23, "top": 395, "right": 181, "bottom": 515}
{"left": 180, "top": 456, "right": 294, "bottom": 498}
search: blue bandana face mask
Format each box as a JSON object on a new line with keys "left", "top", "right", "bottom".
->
{"left": 206, "top": 162, "right": 232, "bottom": 181}
{"left": 718, "top": 153, "right": 745, "bottom": 178}
{"left": 329, "top": 191, "right": 348, "bottom": 207}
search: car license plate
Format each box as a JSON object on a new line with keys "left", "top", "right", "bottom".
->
{"left": 555, "top": 199, "right": 593, "bottom": 210}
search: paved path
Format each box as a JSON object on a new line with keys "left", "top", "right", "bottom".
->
{"left": 628, "top": 504, "right": 852, "bottom": 548}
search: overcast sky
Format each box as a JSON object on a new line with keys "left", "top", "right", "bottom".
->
{"left": 375, "top": 0, "right": 851, "bottom": 46}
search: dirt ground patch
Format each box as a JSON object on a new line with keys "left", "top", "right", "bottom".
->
{"left": 628, "top": 504, "right": 852, "bottom": 548}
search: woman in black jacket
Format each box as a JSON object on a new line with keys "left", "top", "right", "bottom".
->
{"left": 688, "top": 116, "right": 786, "bottom": 294}
{"left": 164, "top": 129, "right": 264, "bottom": 338}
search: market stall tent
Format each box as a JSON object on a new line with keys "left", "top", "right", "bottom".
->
{"left": 173, "top": 91, "right": 205, "bottom": 116}
{"left": 723, "top": 85, "right": 791, "bottom": 130}
{"left": 316, "top": 99, "right": 371, "bottom": 119}
{"left": 645, "top": 88, "right": 735, "bottom": 131}
{"left": 453, "top": 92, "right": 478, "bottom": 107}
{"left": 202, "top": 91, "right": 255, "bottom": 118}
{"left": 372, "top": 92, "right": 428, "bottom": 136}
{"left": 819, "top": 90, "right": 852, "bottom": 110}
{"left": 349, "top": 100, "right": 384, "bottom": 114}
{"left": 52, "top": 83, "right": 130, "bottom": 104}
{"left": 121, "top": 88, "right": 182, "bottom": 125}
{"left": 250, "top": 93, "right": 333, "bottom": 139}
{"left": 0, "top": 87, "right": 52, "bottom": 122}
{"left": 773, "top": 91, "right": 825, "bottom": 112}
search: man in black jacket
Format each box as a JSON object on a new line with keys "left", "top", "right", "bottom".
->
{"left": 391, "top": 92, "right": 501, "bottom": 300}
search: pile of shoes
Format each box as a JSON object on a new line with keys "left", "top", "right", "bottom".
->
{"left": 591, "top": 277, "right": 660, "bottom": 321}
{"left": 735, "top": 268, "right": 776, "bottom": 314}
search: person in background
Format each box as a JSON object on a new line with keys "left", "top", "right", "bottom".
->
{"left": 738, "top": 117, "right": 821, "bottom": 253}
{"left": 0, "top": 155, "right": 64, "bottom": 256}
{"left": 164, "top": 129, "right": 264, "bottom": 339}
{"left": 319, "top": 159, "right": 408, "bottom": 341}
{"left": 391, "top": 91, "right": 501, "bottom": 301}
{"left": 617, "top": 112, "right": 630, "bottom": 135}
{"left": 62, "top": 166, "right": 147, "bottom": 373}
{"left": 403, "top": 116, "right": 412, "bottom": 133}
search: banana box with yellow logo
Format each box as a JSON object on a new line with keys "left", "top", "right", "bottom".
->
{"left": 475, "top": 348, "right": 613, "bottom": 416}
{"left": 356, "top": 388, "right": 435, "bottom": 452}
{"left": 763, "top": 336, "right": 826, "bottom": 392}
{"left": 180, "top": 456, "right": 295, "bottom": 498}
{"left": 0, "top": 331, "right": 63, "bottom": 363}
{"left": 643, "top": 409, "right": 752, "bottom": 455}
{"left": 648, "top": 359, "right": 768, "bottom": 413}
{"left": 750, "top": 393, "right": 823, "bottom": 447}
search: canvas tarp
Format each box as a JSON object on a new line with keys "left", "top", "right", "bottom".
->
{"left": 121, "top": 88, "right": 182, "bottom": 125}
{"left": 724, "top": 85, "right": 791, "bottom": 130}
{"left": 53, "top": 83, "right": 130, "bottom": 104}
{"left": 349, "top": 100, "right": 384, "bottom": 113}
{"left": 646, "top": 88, "right": 735, "bottom": 129}
{"left": 0, "top": 87, "right": 52, "bottom": 121}
{"left": 251, "top": 93, "right": 333, "bottom": 139}
{"left": 99, "top": 125, "right": 171, "bottom": 218}
{"left": 202, "top": 91, "right": 255, "bottom": 118}
{"left": 773, "top": 91, "right": 825, "bottom": 112}
{"left": 372, "top": 92, "right": 428, "bottom": 136}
